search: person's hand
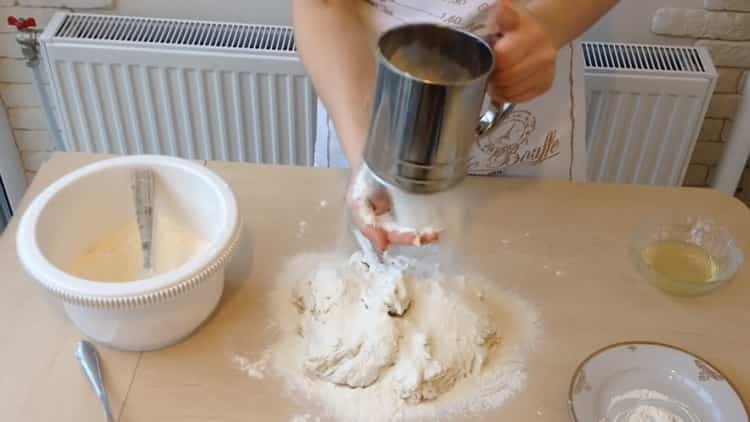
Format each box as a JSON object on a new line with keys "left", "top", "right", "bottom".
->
{"left": 489, "top": 0, "right": 560, "bottom": 103}
{"left": 347, "top": 168, "right": 439, "bottom": 252}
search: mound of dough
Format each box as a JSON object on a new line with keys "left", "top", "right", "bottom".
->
{"left": 291, "top": 253, "right": 501, "bottom": 399}
{"left": 295, "top": 258, "right": 405, "bottom": 388}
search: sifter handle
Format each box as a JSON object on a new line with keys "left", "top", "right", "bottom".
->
{"left": 477, "top": 101, "right": 514, "bottom": 136}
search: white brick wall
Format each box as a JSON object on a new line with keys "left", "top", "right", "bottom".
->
{"left": 8, "top": 106, "right": 47, "bottom": 129}
{"left": 704, "top": 0, "right": 750, "bottom": 13}
{"left": 0, "top": 83, "right": 39, "bottom": 107}
{"left": 20, "top": 150, "right": 52, "bottom": 171}
{"left": 721, "top": 120, "right": 733, "bottom": 142}
{"left": 651, "top": 3, "right": 750, "bottom": 206}
{"left": 698, "top": 118, "right": 723, "bottom": 141}
{"left": 0, "top": 0, "right": 114, "bottom": 178}
{"left": 691, "top": 141, "right": 725, "bottom": 165}
{"left": 0, "top": 33, "right": 25, "bottom": 58}
{"left": 684, "top": 163, "right": 710, "bottom": 186}
{"left": 18, "top": 0, "right": 111, "bottom": 8}
{"left": 715, "top": 67, "right": 743, "bottom": 92}
{"left": 653, "top": 8, "right": 750, "bottom": 40}
{"left": 0, "top": 58, "right": 33, "bottom": 83}
{"left": 14, "top": 129, "right": 52, "bottom": 150}
{"left": 705, "top": 94, "right": 740, "bottom": 118}
{"left": 695, "top": 40, "right": 750, "bottom": 67}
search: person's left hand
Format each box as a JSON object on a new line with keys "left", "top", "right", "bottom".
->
{"left": 347, "top": 167, "right": 439, "bottom": 253}
{"left": 488, "top": 0, "right": 560, "bottom": 103}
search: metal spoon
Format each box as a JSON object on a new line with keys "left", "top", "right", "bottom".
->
{"left": 75, "top": 340, "right": 115, "bottom": 422}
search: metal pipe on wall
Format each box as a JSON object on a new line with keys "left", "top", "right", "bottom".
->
{"left": 29, "top": 64, "right": 64, "bottom": 151}
{"left": 12, "top": 17, "right": 65, "bottom": 152}
{"left": 711, "top": 79, "right": 750, "bottom": 195}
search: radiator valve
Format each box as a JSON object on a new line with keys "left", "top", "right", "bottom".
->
{"left": 8, "top": 16, "right": 41, "bottom": 66}
{"left": 8, "top": 16, "right": 37, "bottom": 30}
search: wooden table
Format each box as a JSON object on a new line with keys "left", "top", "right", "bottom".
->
{"left": 1, "top": 152, "right": 749, "bottom": 421}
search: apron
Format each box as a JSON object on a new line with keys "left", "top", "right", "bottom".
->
{"left": 314, "top": 0, "right": 587, "bottom": 181}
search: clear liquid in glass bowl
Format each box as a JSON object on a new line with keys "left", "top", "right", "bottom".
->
{"left": 632, "top": 216, "right": 743, "bottom": 296}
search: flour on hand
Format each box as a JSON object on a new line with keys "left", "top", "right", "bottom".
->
{"left": 349, "top": 166, "right": 447, "bottom": 243}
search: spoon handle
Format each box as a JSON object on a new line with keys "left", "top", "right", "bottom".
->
{"left": 75, "top": 340, "right": 115, "bottom": 422}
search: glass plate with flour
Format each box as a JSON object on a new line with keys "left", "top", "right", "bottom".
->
{"left": 568, "top": 342, "right": 748, "bottom": 422}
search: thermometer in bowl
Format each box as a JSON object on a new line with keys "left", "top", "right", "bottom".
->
{"left": 132, "top": 168, "right": 154, "bottom": 274}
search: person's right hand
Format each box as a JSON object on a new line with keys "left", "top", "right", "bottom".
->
{"left": 488, "top": 0, "right": 559, "bottom": 104}
{"left": 347, "top": 168, "right": 439, "bottom": 252}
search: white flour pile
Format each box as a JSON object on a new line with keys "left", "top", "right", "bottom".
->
{"left": 65, "top": 216, "right": 206, "bottom": 282}
{"left": 601, "top": 389, "right": 694, "bottom": 422}
{"left": 268, "top": 251, "right": 539, "bottom": 421}
{"left": 604, "top": 405, "right": 686, "bottom": 422}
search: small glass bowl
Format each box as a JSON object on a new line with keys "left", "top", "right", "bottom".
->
{"left": 632, "top": 216, "right": 744, "bottom": 297}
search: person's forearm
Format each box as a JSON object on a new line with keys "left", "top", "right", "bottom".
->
{"left": 525, "top": 0, "right": 619, "bottom": 47}
{"left": 293, "top": 0, "right": 376, "bottom": 168}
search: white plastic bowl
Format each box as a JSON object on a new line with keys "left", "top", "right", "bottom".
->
{"left": 16, "top": 155, "right": 241, "bottom": 351}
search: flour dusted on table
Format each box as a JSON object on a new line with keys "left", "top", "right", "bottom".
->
{"left": 232, "top": 349, "right": 271, "bottom": 380}
{"left": 268, "top": 251, "right": 539, "bottom": 421}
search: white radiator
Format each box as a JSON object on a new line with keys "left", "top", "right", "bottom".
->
{"left": 40, "top": 13, "right": 317, "bottom": 165}
{"left": 583, "top": 42, "right": 717, "bottom": 186}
